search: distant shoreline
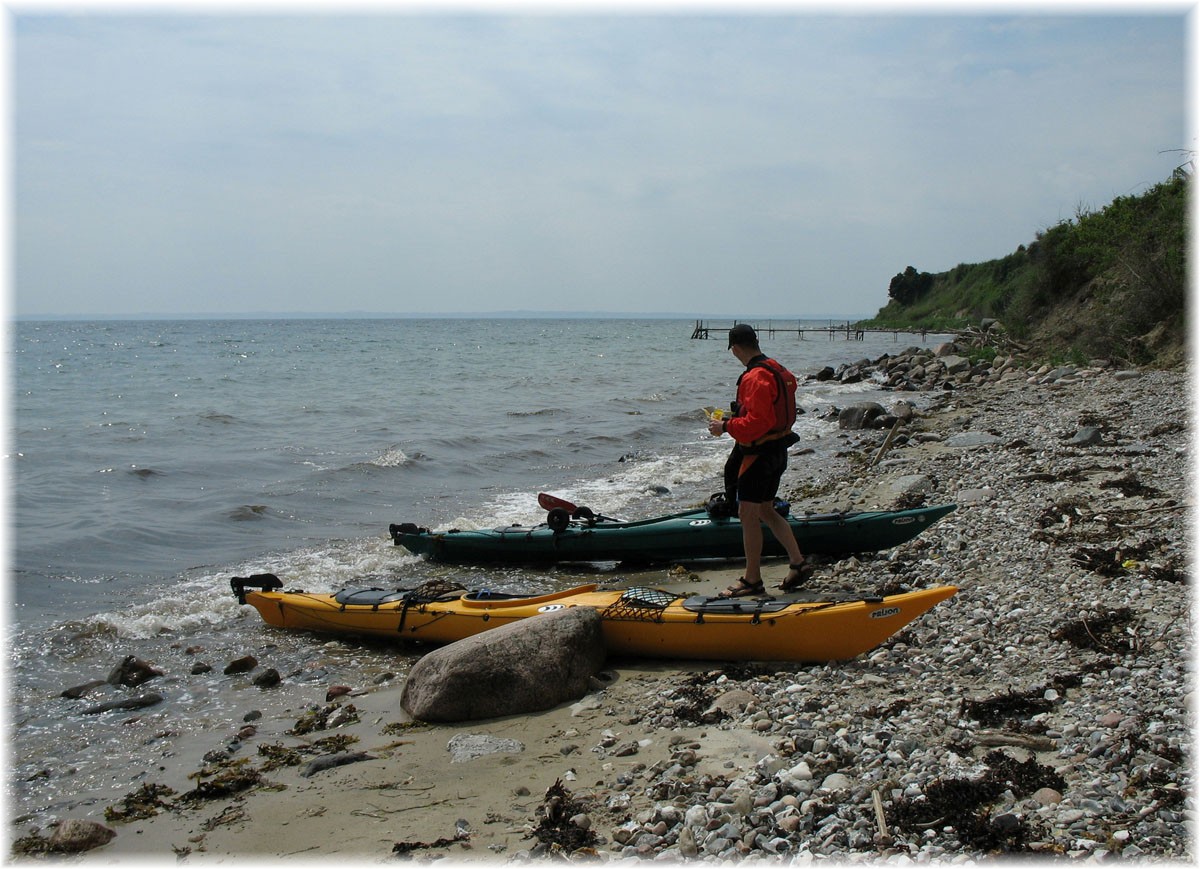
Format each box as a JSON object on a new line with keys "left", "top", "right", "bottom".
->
{"left": 13, "top": 311, "right": 873, "bottom": 322}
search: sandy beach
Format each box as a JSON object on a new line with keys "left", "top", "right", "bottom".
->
{"left": 15, "top": 358, "right": 1190, "bottom": 863}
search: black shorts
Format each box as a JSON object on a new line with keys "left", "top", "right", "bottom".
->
{"left": 723, "top": 442, "right": 788, "bottom": 504}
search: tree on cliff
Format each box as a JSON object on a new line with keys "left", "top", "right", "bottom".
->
{"left": 887, "top": 266, "right": 935, "bottom": 306}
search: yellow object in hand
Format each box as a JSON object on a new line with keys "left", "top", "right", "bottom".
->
{"left": 711, "top": 408, "right": 724, "bottom": 421}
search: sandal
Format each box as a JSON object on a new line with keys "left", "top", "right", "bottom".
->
{"left": 779, "top": 560, "right": 814, "bottom": 592}
{"left": 718, "top": 577, "right": 765, "bottom": 599}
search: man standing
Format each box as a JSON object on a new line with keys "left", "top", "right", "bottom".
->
{"left": 707, "top": 324, "right": 809, "bottom": 597}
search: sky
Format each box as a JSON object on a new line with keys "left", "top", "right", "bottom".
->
{"left": 10, "top": 4, "right": 1192, "bottom": 319}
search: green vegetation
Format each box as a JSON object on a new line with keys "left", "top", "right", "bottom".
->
{"left": 859, "top": 168, "right": 1189, "bottom": 366}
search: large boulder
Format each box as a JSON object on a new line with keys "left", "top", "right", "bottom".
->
{"left": 837, "top": 401, "right": 886, "bottom": 430}
{"left": 400, "top": 607, "right": 606, "bottom": 722}
{"left": 48, "top": 819, "right": 116, "bottom": 853}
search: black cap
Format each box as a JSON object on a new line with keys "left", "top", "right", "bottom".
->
{"left": 728, "top": 323, "right": 757, "bottom": 348}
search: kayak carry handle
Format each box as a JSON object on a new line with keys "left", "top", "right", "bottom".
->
{"left": 231, "top": 573, "right": 284, "bottom": 604}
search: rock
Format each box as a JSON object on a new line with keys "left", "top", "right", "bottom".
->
{"left": 820, "top": 773, "right": 852, "bottom": 791}
{"left": 957, "top": 487, "right": 995, "bottom": 505}
{"left": 941, "top": 355, "right": 971, "bottom": 375}
{"left": 107, "top": 656, "right": 163, "bottom": 687}
{"left": 400, "top": 607, "right": 606, "bottom": 722}
{"left": 945, "top": 431, "right": 1003, "bottom": 448}
{"left": 838, "top": 402, "right": 886, "bottom": 430}
{"left": 82, "top": 693, "right": 164, "bottom": 715}
{"left": 253, "top": 668, "right": 281, "bottom": 689}
{"left": 223, "top": 656, "right": 258, "bottom": 675}
{"left": 1032, "top": 787, "right": 1063, "bottom": 806}
{"left": 48, "top": 819, "right": 116, "bottom": 852}
{"left": 190, "top": 663, "right": 212, "bottom": 675}
{"left": 882, "top": 474, "right": 935, "bottom": 500}
{"left": 326, "top": 685, "right": 353, "bottom": 701}
{"left": 300, "top": 751, "right": 374, "bottom": 777}
{"left": 446, "top": 733, "right": 525, "bottom": 762}
{"left": 679, "top": 824, "right": 699, "bottom": 857}
{"left": 1068, "top": 426, "right": 1104, "bottom": 446}
{"left": 703, "top": 688, "right": 756, "bottom": 722}
{"left": 61, "top": 680, "right": 107, "bottom": 699}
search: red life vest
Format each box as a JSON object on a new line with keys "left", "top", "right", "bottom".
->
{"left": 735, "top": 356, "right": 798, "bottom": 446}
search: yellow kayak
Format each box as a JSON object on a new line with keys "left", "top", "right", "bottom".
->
{"left": 232, "top": 575, "right": 957, "bottom": 662}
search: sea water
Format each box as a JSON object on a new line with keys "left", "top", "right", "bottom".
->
{"left": 8, "top": 317, "right": 945, "bottom": 828}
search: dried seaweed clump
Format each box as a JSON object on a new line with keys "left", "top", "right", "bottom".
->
{"left": 961, "top": 687, "right": 1054, "bottom": 731}
{"left": 104, "top": 782, "right": 177, "bottom": 823}
{"left": 529, "top": 779, "right": 598, "bottom": 854}
{"left": 1050, "top": 607, "right": 1137, "bottom": 652}
{"left": 890, "top": 750, "right": 1064, "bottom": 852}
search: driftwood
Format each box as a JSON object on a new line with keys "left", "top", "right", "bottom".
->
{"left": 973, "top": 730, "right": 1056, "bottom": 751}
{"left": 870, "top": 420, "right": 904, "bottom": 468}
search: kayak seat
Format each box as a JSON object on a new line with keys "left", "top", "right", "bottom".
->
{"left": 334, "top": 588, "right": 410, "bottom": 606}
{"left": 334, "top": 578, "right": 468, "bottom": 607}
{"left": 461, "top": 589, "right": 529, "bottom": 602}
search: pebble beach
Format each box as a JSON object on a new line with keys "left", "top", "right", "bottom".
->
{"left": 15, "top": 352, "right": 1191, "bottom": 863}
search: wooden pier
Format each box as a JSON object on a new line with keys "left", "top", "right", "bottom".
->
{"left": 690, "top": 319, "right": 947, "bottom": 342}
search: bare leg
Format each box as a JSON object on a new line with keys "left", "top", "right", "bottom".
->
{"left": 738, "top": 500, "right": 766, "bottom": 585}
{"left": 760, "top": 506, "right": 803, "bottom": 565}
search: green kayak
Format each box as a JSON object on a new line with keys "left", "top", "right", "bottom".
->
{"left": 389, "top": 502, "right": 956, "bottom": 565}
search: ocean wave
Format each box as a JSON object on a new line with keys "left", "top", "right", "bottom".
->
{"left": 71, "top": 537, "right": 414, "bottom": 641}
{"left": 506, "top": 408, "right": 563, "bottom": 417}
{"left": 82, "top": 590, "right": 244, "bottom": 641}
{"left": 368, "top": 446, "right": 412, "bottom": 468}
{"left": 227, "top": 504, "right": 272, "bottom": 521}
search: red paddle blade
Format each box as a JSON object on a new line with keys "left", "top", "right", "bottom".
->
{"left": 538, "top": 492, "right": 578, "bottom": 513}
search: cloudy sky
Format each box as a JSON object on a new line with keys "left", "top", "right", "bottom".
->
{"left": 12, "top": 7, "right": 1190, "bottom": 319}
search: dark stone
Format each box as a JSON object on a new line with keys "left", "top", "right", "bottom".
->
{"left": 253, "top": 668, "right": 281, "bottom": 689}
{"left": 223, "top": 655, "right": 258, "bottom": 675}
{"left": 82, "top": 693, "right": 164, "bottom": 715}
{"left": 107, "top": 656, "right": 163, "bottom": 687}
{"left": 838, "top": 402, "right": 886, "bottom": 430}
{"left": 61, "top": 680, "right": 107, "bottom": 699}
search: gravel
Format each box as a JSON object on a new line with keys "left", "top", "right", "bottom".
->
{"left": 518, "top": 360, "right": 1192, "bottom": 862}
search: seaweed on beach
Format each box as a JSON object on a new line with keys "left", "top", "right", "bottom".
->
{"left": 1050, "top": 607, "right": 1137, "bottom": 653}
{"left": 1098, "top": 473, "right": 1162, "bottom": 498}
{"left": 961, "top": 688, "right": 1054, "bottom": 730}
{"left": 381, "top": 720, "right": 432, "bottom": 736}
{"left": 983, "top": 750, "right": 1066, "bottom": 795}
{"left": 890, "top": 751, "right": 1061, "bottom": 852}
{"left": 289, "top": 702, "right": 359, "bottom": 735}
{"left": 528, "top": 779, "right": 598, "bottom": 853}
{"left": 179, "top": 758, "right": 265, "bottom": 803}
{"left": 671, "top": 676, "right": 718, "bottom": 723}
{"left": 257, "top": 734, "right": 360, "bottom": 771}
{"left": 104, "top": 782, "right": 177, "bottom": 823}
